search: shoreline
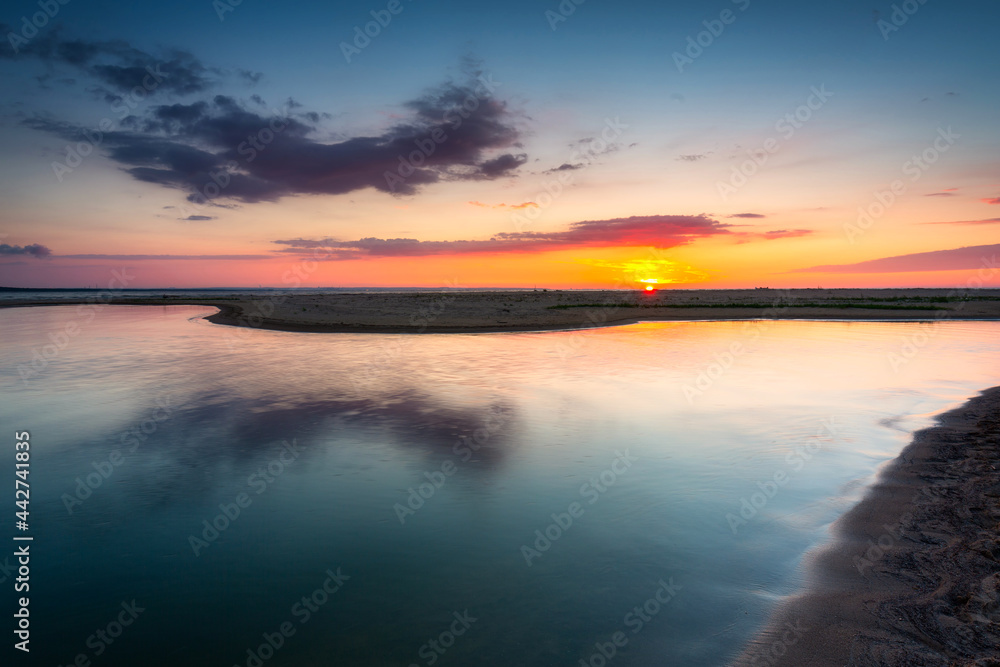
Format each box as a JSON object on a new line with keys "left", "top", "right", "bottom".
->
{"left": 2, "top": 288, "right": 1000, "bottom": 334}
{"left": 733, "top": 386, "right": 1000, "bottom": 666}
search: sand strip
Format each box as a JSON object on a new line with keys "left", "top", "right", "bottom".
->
{"left": 2, "top": 288, "right": 1000, "bottom": 333}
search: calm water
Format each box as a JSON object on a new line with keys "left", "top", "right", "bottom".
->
{"left": 2, "top": 306, "right": 999, "bottom": 666}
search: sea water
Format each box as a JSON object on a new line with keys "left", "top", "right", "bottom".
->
{"left": 1, "top": 305, "right": 998, "bottom": 666}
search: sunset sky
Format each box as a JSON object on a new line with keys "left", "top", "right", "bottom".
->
{"left": 1, "top": 0, "right": 997, "bottom": 289}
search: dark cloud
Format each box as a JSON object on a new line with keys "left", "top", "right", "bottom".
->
{"left": 545, "top": 162, "right": 583, "bottom": 173}
{"left": 477, "top": 153, "right": 527, "bottom": 177}
{"left": 23, "top": 74, "right": 526, "bottom": 203}
{"left": 182, "top": 215, "right": 215, "bottom": 221}
{"left": 0, "top": 26, "right": 215, "bottom": 96}
{"left": 0, "top": 243, "right": 51, "bottom": 258}
{"left": 59, "top": 254, "right": 270, "bottom": 260}
{"left": 273, "top": 214, "right": 731, "bottom": 259}
{"left": 793, "top": 244, "right": 1000, "bottom": 273}
{"left": 733, "top": 228, "right": 813, "bottom": 244}
{"left": 567, "top": 135, "right": 623, "bottom": 157}
{"left": 727, "top": 213, "right": 766, "bottom": 218}
{"left": 238, "top": 69, "right": 263, "bottom": 86}
{"left": 677, "top": 154, "right": 707, "bottom": 162}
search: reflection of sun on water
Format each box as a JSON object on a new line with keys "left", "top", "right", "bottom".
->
{"left": 580, "top": 256, "right": 710, "bottom": 287}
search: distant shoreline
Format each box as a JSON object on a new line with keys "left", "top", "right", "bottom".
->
{"left": 2, "top": 288, "right": 1000, "bottom": 334}
{"left": 732, "top": 386, "right": 1000, "bottom": 665}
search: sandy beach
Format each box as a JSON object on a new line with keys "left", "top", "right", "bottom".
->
{"left": 3, "top": 288, "right": 1000, "bottom": 333}
{"left": 734, "top": 387, "right": 1000, "bottom": 666}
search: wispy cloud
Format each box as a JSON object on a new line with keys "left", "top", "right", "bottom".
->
{"left": 274, "top": 214, "right": 733, "bottom": 260}
{"left": 922, "top": 218, "right": 1000, "bottom": 226}
{"left": 733, "top": 229, "right": 812, "bottom": 244}
{"left": 793, "top": 244, "right": 1000, "bottom": 273}
{"left": 543, "top": 162, "right": 584, "bottom": 173}
{"left": 468, "top": 201, "right": 538, "bottom": 210}
{"left": 727, "top": 213, "right": 766, "bottom": 219}
{"left": 757, "top": 229, "right": 811, "bottom": 239}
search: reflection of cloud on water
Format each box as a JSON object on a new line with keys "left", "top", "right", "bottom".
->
{"left": 59, "top": 385, "right": 518, "bottom": 511}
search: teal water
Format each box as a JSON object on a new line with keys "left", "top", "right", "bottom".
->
{"left": 2, "top": 306, "right": 999, "bottom": 666}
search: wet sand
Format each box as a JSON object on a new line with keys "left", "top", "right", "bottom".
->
{"left": 733, "top": 387, "right": 1000, "bottom": 667}
{"left": 3, "top": 288, "right": 999, "bottom": 333}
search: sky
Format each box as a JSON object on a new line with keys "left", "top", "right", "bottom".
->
{"left": 0, "top": 0, "right": 997, "bottom": 289}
